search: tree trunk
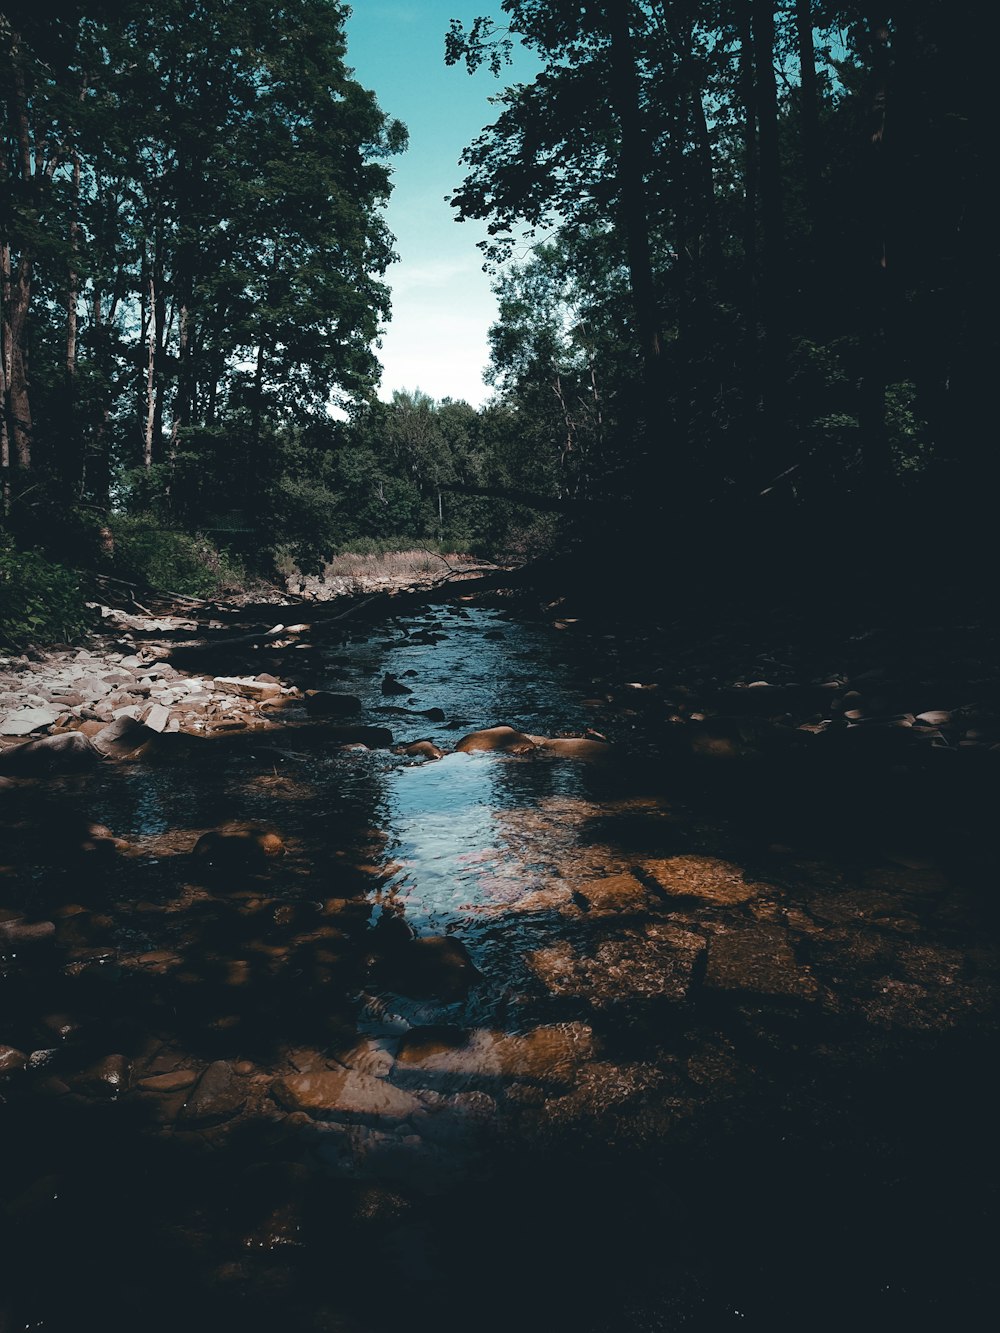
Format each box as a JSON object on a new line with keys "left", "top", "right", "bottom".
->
{"left": 795, "top": 0, "right": 821, "bottom": 259}
{"left": 66, "top": 153, "right": 81, "bottom": 377}
{"left": 859, "top": 15, "right": 893, "bottom": 497}
{"left": 3, "top": 41, "right": 35, "bottom": 471}
{"left": 602, "top": 2, "right": 661, "bottom": 369}
{"left": 751, "top": 0, "right": 785, "bottom": 478}
{"left": 144, "top": 272, "right": 156, "bottom": 472}
{"left": 738, "top": 0, "right": 759, "bottom": 476}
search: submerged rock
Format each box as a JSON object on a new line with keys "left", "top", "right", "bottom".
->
{"left": 373, "top": 934, "right": 479, "bottom": 1001}
{"left": 381, "top": 673, "right": 412, "bottom": 696}
{"left": 193, "top": 823, "right": 285, "bottom": 873}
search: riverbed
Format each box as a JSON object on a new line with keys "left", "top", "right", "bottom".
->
{"left": 1, "top": 599, "right": 997, "bottom": 1331}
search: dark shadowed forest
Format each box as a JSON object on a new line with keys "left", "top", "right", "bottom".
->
{"left": 1, "top": 5, "right": 998, "bottom": 1333}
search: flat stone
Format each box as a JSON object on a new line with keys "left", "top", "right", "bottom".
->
{"left": 588, "top": 924, "right": 706, "bottom": 1005}
{"left": 0, "top": 707, "right": 61, "bottom": 735}
{"left": 703, "top": 923, "right": 817, "bottom": 1000}
{"left": 272, "top": 1067, "right": 421, "bottom": 1121}
{"left": 213, "top": 675, "right": 281, "bottom": 700}
{"left": 179, "top": 1060, "right": 246, "bottom": 1124}
{"left": 140, "top": 702, "right": 171, "bottom": 732}
{"left": 641, "top": 855, "right": 764, "bottom": 906}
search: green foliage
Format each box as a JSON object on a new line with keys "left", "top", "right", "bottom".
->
{"left": 107, "top": 515, "right": 246, "bottom": 597}
{"left": 0, "top": 541, "right": 92, "bottom": 648}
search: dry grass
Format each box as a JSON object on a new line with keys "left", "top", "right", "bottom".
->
{"left": 286, "top": 548, "right": 492, "bottom": 599}
{"left": 323, "top": 548, "right": 457, "bottom": 581}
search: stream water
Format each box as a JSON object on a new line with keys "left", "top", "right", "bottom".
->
{"left": 1, "top": 602, "right": 996, "bottom": 1332}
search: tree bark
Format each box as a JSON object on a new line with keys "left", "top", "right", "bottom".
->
{"left": 144, "top": 272, "right": 156, "bottom": 472}
{"left": 795, "top": 0, "right": 821, "bottom": 257}
{"left": 859, "top": 15, "right": 893, "bottom": 497}
{"left": 66, "top": 153, "right": 81, "bottom": 378}
{"left": 750, "top": 0, "right": 785, "bottom": 478}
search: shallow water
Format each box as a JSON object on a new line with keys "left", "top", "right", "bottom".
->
{"left": 1, "top": 602, "right": 997, "bottom": 1333}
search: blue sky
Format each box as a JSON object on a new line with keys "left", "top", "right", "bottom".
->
{"left": 344, "top": 1, "right": 536, "bottom": 407}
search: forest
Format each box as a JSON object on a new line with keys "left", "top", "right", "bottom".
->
{"left": 2, "top": 0, "right": 995, "bottom": 637}
{"left": 1, "top": 6, "right": 998, "bottom": 1332}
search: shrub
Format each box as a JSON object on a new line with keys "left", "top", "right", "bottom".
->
{"left": 107, "top": 514, "right": 247, "bottom": 597}
{"left": 0, "top": 542, "right": 92, "bottom": 648}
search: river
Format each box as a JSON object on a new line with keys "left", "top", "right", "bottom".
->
{"left": 1, "top": 599, "right": 996, "bottom": 1331}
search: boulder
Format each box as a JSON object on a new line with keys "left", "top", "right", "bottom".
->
{"left": 91, "top": 715, "right": 160, "bottom": 760}
{"left": 0, "top": 730, "right": 97, "bottom": 775}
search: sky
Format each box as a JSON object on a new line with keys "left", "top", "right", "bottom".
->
{"left": 343, "top": 1, "right": 536, "bottom": 407}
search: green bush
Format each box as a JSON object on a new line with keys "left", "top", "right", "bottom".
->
{"left": 0, "top": 542, "right": 92, "bottom": 648}
{"left": 107, "top": 514, "right": 247, "bottom": 597}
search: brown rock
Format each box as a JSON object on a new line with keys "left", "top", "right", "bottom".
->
{"left": 397, "top": 740, "right": 445, "bottom": 761}
{"left": 455, "top": 725, "right": 537, "bottom": 755}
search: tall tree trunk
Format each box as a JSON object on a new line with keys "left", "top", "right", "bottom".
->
{"left": 795, "top": 0, "right": 821, "bottom": 249}
{"left": 66, "top": 153, "right": 81, "bottom": 378}
{"left": 751, "top": 0, "right": 785, "bottom": 479}
{"left": 144, "top": 272, "right": 156, "bottom": 472}
{"left": 602, "top": 2, "right": 661, "bottom": 369}
{"left": 859, "top": 15, "right": 893, "bottom": 498}
{"left": 738, "top": 0, "right": 759, "bottom": 478}
{"left": 4, "top": 41, "right": 35, "bottom": 471}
